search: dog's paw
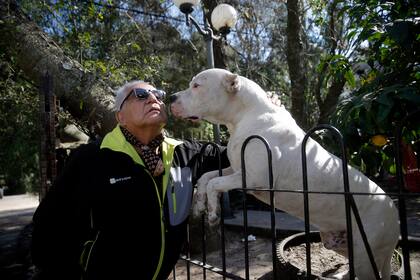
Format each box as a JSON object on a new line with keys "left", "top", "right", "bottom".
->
{"left": 208, "top": 212, "right": 220, "bottom": 227}
{"left": 207, "top": 199, "right": 221, "bottom": 227}
{"left": 192, "top": 192, "right": 207, "bottom": 217}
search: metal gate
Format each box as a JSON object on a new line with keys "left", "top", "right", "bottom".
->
{"left": 172, "top": 112, "right": 419, "bottom": 280}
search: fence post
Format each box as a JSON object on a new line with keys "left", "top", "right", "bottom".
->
{"left": 39, "top": 72, "right": 57, "bottom": 201}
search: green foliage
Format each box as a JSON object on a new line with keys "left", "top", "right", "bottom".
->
{"left": 318, "top": 54, "right": 355, "bottom": 88}
{"left": 19, "top": 0, "right": 208, "bottom": 136}
{"left": 1, "top": 0, "right": 212, "bottom": 193}
{"left": 0, "top": 55, "right": 40, "bottom": 194}
{"left": 3, "top": 0, "right": 417, "bottom": 192}
{"left": 331, "top": 0, "right": 420, "bottom": 177}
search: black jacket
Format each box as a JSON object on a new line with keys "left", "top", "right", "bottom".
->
{"left": 31, "top": 126, "right": 228, "bottom": 280}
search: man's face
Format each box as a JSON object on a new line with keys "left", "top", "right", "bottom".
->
{"left": 117, "top": 82, "right": 168, "bottom": 130}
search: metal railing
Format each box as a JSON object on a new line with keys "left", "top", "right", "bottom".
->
{"left": 172, "top": 119, "right": 419, "bottom": 280}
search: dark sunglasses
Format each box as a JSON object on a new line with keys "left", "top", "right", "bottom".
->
{"left": 121, "top": 88, "right": 166, "bottom": 110}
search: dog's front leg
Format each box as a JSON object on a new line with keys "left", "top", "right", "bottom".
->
{"left": 193, "top": 167, "right": 234, "bottom": 217}
{"left": 206, "top": 171, "right": 242, "bottom": 227}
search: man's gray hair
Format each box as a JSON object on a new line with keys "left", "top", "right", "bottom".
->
{"left": 114, "top": 80, "right": 147, "bottom": 111}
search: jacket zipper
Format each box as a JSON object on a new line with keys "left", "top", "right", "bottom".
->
{"left": 143, "top": 168, "right": 166, "bottom": 280}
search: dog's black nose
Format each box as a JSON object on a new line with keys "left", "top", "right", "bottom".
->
{"left": 169, "top": 94, "right": 178, "bottom": 103}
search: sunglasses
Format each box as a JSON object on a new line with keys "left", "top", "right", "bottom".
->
{"left": 120, "top": 88, "right": 166, "bottom": 110}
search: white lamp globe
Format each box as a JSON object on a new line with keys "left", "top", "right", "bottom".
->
{"left": 173, "top": 0, "right": 200, "bottom": 11}
{"left": 211, "top": 4, "right": 238, "bottom": 32}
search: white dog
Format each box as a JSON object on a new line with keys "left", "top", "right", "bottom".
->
{"left": 170, "top": 68, "right": 399, "bottom": 279}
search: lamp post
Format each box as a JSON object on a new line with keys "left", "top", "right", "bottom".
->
{"left": 173, "top": 0, "right": 237, "bottom": 144}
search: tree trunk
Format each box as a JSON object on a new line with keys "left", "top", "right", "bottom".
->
{"left": 286, "top": 0, "right": 307, "bottom": 129}
{"left": 0, "top": 0, "right": 116, "bottom": 137}
{"left": 313, "top": 1, "right": 346, "bottom": 125}
{"left": 318, "top": 76, "right": 346, "bottom": 124}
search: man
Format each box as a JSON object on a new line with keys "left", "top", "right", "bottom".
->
{"left": 31, "top": 81, "right": 228, "bottom": 279}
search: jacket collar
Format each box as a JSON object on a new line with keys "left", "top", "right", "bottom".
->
{"left": 101, "top": 125, "right": 144, "bottom": 165}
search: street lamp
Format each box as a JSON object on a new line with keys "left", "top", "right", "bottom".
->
{"left": 173, "top": 0, "right": 237, "bottom": 144}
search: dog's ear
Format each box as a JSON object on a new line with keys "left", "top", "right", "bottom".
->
{"left": 223, "top": 73, "right": 241, "bottom": 94}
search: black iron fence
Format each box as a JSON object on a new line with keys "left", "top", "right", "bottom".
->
{"left": 172, "top": 114, "right": 419, "bottom": 280}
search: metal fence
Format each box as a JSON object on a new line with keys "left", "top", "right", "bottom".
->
{"left": 172, "top": 112, "right": 419, "bottom": 280}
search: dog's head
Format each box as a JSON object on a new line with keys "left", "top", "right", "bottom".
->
{"left": 170, "top": 68, "right": 265, "bottom": 125}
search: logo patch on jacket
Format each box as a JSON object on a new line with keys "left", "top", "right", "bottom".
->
{"left": 109, "top": 176, "right": 132, "bottom": 184}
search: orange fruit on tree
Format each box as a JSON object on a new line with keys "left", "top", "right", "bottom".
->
{"left": 371, "top": 135, "right": 388, "bottom": 147}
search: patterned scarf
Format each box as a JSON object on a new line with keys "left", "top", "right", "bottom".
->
{"left": 120, "top": 127, "right": 165, "bottom": 177}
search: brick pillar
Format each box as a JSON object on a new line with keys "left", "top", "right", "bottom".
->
{"left": 39, "top": 73, "right": 57, "bottom": 200}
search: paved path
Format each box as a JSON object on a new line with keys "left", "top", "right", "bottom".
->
{"left": 0, "top": 194, "right": 39, "bottom": 279}
{"left": 0, "top": 194, "right": 39, "bottom": 215}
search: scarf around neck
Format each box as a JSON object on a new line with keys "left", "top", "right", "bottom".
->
{"left": 120, "top": 126, "right": 165, "bottom": 177}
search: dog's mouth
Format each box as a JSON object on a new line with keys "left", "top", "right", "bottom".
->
{"left": 169, "top": 104, "right": 201, "bottom": 122}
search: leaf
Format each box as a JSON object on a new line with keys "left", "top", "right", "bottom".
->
{"left": 375, "top": 92, "right": 393, "bottom": 106}
{"left": 80, "top": 32, "right": 91, "bottom": 45}
{"left": 376, "top": 104, "right": 392, "bottom": 123}
{"left": 96, "top": 61, "right": 107, "bottom": 73}
{"left": 398, "top": 91, "right": 420, "bottom": 103}
{"left": 347, "top": 30, "right": 358, "bottom": 40}
{"left": 88, "top": 4, "right": 95, "bottom": 17}
{"left": 385, "top": 21, "right": 412, "bottom": 46}
{"left": 131, "top": 43, "right": 141, "bottom": 51}
{"left": 389, "top": 163, "right": 396, "bottom": 175}
{"left": 361, "top": 110, "right": 375, "bottom": 135}
{"left": 344, "top": 70, "right": 356, "bottom": 88}
{"left": 368, "top": 31, "right": 383, "bottom": 41}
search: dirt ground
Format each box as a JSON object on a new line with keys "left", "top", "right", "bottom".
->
{"left": 169, "top": 229, "right": 420, "bottom": 280}
{"left": 170, "top": 229, "right": 275, "bottom": 280}
{"left": 169, "top": 185, "right": 420, "bottom": 279}
{"left": 283, "top": 241, "right": 418, "bottom": 279}
{"left": 168, "top": 196, "right": 420, "bottom": 280}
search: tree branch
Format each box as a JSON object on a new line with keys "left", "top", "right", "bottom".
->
{"left": 0, "top": 0, "right": 117, "bottom": 137}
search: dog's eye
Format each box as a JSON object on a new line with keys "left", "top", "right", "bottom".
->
{"left": 192, "top": 83, "right": 200, "bottom": 89}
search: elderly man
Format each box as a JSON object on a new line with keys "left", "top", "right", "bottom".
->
{"left": 31, "top": 81, "right": 228, "bottom": 279}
